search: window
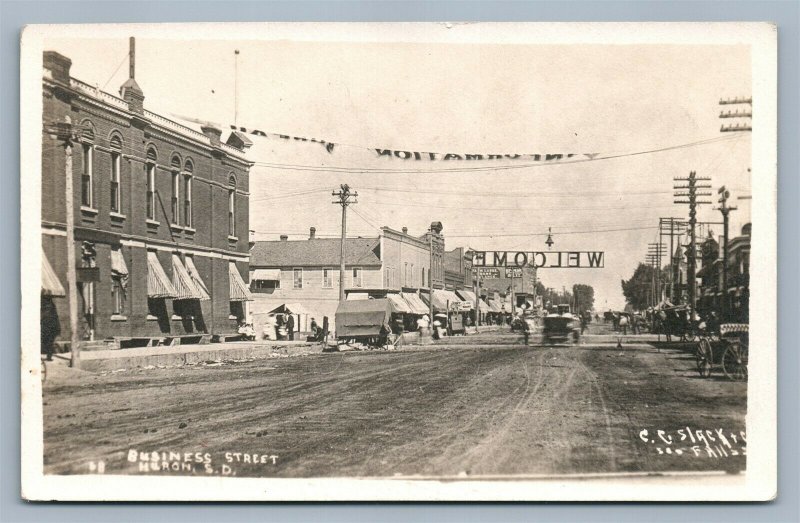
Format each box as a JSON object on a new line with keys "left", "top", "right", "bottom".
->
{"left": 109, "top": 136, "right": 122, "bottom": 213}
{"left": 171, "top": 171, "right": 180, "bottom": 224}
{"left": 81, "top": 143, "right": 93, "bottom": 207}
{"left": 411, "top": 263, "right": 414, "bottom": 285}
{"left": 404, "top": 262, "right": 408, "bottom": 286}
{"left": 323, "top": 268, "right": 333, "bottom": 288}
{"left": 146, "top": 148, "right": 157, "bottom": 220}
{"left": 252, "top": 279, "right": 280, "bottom": 292}
{"left": 353, "top": 267, "right": 362, "bottom": 288}
{"left": 228, "top": 176, "right": 236, "bottom": 237}
{"left": 183, "top": 161, "right": 193, "bottom": 227}
{"left": 293, "top": 268, "right": 303, "bottom": 289}
{"left": 422, "top": 267, "right": 426, "bottom": 288}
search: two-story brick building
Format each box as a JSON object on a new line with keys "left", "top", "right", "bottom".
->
{"left": 41, "top": 45, "right": 253, "bottom": 349}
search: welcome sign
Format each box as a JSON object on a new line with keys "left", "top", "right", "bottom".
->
{"left": 473, "top": 251, "right": 605, "bottom": 269}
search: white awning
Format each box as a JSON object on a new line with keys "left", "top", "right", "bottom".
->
{"left": 110, "top": 248, "right": 128, "bottom": 276}
{"left": 41, "top": 248, "right": 65, "bottom": 297}
{"left": 252, "top": 268, "right": 281, "bottom": 280}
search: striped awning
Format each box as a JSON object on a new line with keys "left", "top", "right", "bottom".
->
{"left": 41, "top": 248, "right": 65, "bottom": 297}
{"left": 229, "top": 262, "right": 253, "bottom": 301}
{"left": 401, "top": 292, "right": 429, "bottom": 315}
{"left": 171, "top": 254, "right": 203, "bottom": 300}
{"left": 147, "top": 251, "right": 177, "bottom": 298}
{"left": 387, "top": 293, "right": 412, "bottom": 314}
{"left": 478, "top": 299, "right": 491, "bottom": 313}
{"left": 184, "top": 256, "right": 211, "bottom": 301}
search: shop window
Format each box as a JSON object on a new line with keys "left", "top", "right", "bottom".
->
{"left": 229, "top": 301, "right": 244, "bottom": 322}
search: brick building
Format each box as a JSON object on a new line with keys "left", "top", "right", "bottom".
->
{"left": 41, "top": 46, "right": 253, "bottom": 349}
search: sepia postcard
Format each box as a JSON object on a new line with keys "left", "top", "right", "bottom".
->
{"left": 20, "top": 22, "right": 777, "bottom": 501}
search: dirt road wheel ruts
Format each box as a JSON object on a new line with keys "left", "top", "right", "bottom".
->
{"left": 722, "top": 341, "right": 748, "bottom": 381}
{"left": 695, "top": 338, "right": 713, "bottom": 378}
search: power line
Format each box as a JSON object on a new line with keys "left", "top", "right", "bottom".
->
{"left": 101, "top": 52, "right": 129, "bottom": 90}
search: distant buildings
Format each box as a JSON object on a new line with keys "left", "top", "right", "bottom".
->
{"left": 41, "top": 45, "right": 253, "bottom": 349}
{"left": 248, "top": 223, "right": 447, "bottom": 333}
{"left": 696, "top": 223, "right": 751, "bottom": 322}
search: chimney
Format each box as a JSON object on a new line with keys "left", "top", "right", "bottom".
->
{"left": 402, "top": 227, "right": 408, "bottom": 234}
{"left": 43, "top": 51, "right": 72, "bottom": 85}
{"left": 119, "top": 37, "right": 145, "bottom": 114}
{"left": 280, "top": 235, "right": 288, "bottom": 241}
{"left": 201, "top": 124, "right": 222, "bottom": 146}
{"left": 309, "top": 227, "right": 316, "bottom": 240}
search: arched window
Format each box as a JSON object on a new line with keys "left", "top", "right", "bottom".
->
{"left": 146, "top": 147, "right": 157, "bottom": 220}
{"left": 109, "top": 134, "right": 122, "bottom": 213}
{"left": 183, "top": 160, "right": 193, "bottom": 227}
{"left": 170, "top": 155, "right": 181, "bottom": 225}
{"left": 228, "top": 175, "right": 236, "bottom": 237}
{"left": 80, "top": 123, "right": 95, "bottom": 208}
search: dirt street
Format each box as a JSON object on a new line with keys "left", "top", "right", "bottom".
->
{"left": 42, "top": 324, "right": 747, "bottom": 478}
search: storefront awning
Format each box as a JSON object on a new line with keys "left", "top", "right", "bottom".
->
{"left": 478, "top": 299, "right": 491, "bottom": 313}
{"left": 252, "top": 268, "right": 281, "bottom": 280}
{"left": 184, "top": 256, "right": 211, "bottom": 300}
{"left": 268, "top": 302, "right": 312, "bottom": 315}
{"left": 147, "top": 251, "right": 177, "bottom": 298}
{"left": 229, "top": 262, "right": 253, "bottom": 301}
{"left": 421, "top": 289, "right": 463, "bottom": 312}
{"left": 456, "top": 289, "right": 476, "bottom": 303}
{"left": 110, "top": 248, "right": 128, "bottom": 276}
{"left": 41, "top": 248, "right": 65, "bottom": 297}
{"left": 387, "top": 293, "right": 412, "bottom": 314}
{"left": 487, "top": 299, "right": 505, "bottom": 313}
{"left": 172, "top": 254, "right": 204, "bottom": 301}
{"left": 401, "top": 292, "right": 429, "bottom": 315}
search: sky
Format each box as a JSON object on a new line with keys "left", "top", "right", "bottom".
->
{"left": 45, "top": 29, "right": 752, "bottom": 310}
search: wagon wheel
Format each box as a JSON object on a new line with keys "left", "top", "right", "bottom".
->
{"left": 695, "top": 338, "right": 713, "bottom": 378}
{"left": 722, "top": 341, "right": 748, "bottom": 381}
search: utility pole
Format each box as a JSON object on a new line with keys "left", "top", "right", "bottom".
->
{"left": 46, "top": 119, "right": 81, "bottom": 368}
{"left": 719, "top": 96, "right": 752, "bottom": 133}
{"left": 716, "top": 186, "right": 737, "bottom": 321}
{"left": 332, "top": 184, "right": 357, "bottom": 302}
{"left": 660, "top": 217, "right": 685, "bottom": 301}
{"left": 427, "top": 228, "right": 434, "bottom": 320}
{"left": 674, "top": 171, "right": 712, "bottom": 319}
{"left": 647, "top": 242, "right": 665, "bottom": 304}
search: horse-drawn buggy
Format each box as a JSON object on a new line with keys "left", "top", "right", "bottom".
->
{"left": 695, "top": 323, "right": 749, "bottom": 380}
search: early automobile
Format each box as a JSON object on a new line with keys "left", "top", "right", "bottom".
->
{"left": 541, "top": 313, "right": 580, "bottom": 345}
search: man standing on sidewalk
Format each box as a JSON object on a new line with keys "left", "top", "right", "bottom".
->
{"left": 286, "top": 313, "right": 295, "bottom": 341}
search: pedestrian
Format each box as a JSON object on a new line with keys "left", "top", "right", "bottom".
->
{"left": 580, "top": 312, "right": 589, "bottom": 335}
{"left": 40, "top": 296, "right": 60, "bottom": 361}
{"left": 631, "top": 313, "right": 640, "bottom": 335}
{"left": 619, "top": 313, "right": 628, "bottom": 335}
{"left": 286, "top": 313, "right": 295, "bottom": 341}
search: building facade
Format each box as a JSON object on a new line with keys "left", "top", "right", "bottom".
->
{"left": 41, "top": 49, "right": 253, "bottom": 348}
{"left": 248, "top": 223, "right": 446, "bottom": 332}
{"left": 696, "top": 224, "right": 751, "bottom": 323}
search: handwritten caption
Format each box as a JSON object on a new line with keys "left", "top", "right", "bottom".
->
{"left": 638, "top": 428, "right": 746, "bottom": 458}
{"left": 84, "top": 449, "right": 282, "bottom": 476}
